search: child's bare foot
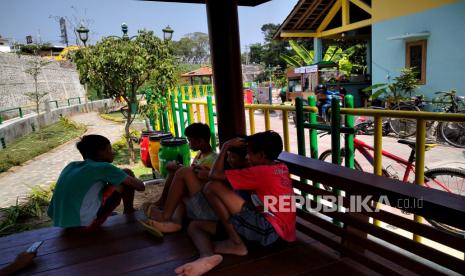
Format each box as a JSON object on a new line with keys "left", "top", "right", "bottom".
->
{"left": 175, "top": 255, "right": 223, "bottom": 276}
{"left": 147, "top": 219, "right": 182, "bottom": 233}
{"left": 213, "top": 239, "right": 248, "bottom": 256}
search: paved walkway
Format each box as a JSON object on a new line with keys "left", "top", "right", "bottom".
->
{"left": 0, "top": 112, "right": 124, "bottom": 208}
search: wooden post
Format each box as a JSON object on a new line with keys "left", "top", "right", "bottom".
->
{"left": 206, "top": 0, "right": 246, "bottom": 145}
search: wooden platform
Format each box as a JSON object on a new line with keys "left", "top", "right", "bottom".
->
{"left": 0, "top": 211, "right": 372, "bottom": 275}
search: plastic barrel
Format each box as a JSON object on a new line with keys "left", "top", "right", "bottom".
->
{"left": 158, "top": 137, "right": 191, "bottom": 177}
{"left": 140, "top": 131, "right": 162, "bottom": 168}
{"left": 148, "top": 132, "right": 173, "bottom": 170}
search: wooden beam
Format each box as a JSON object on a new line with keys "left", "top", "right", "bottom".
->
{"left": 294, "top": 0, "right": 321, "bottom": 30}
{"left": 350, "top": 0, "right": 372, "bottom": 15}
{"left": 280, "top": 31, "right": 319, "bottom": 38}
{"left": 319, "top": 19, "right": 372, "bottom": 37}
{"left": 317, "top": 0, "right": 341, "bottom": 32}
{"left": 206, "top": 0, "right": 246, "bottom": 144}
{"left": 342, "top": 0, "right": 350, "bottom": 26}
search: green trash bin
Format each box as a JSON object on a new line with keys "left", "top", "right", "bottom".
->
{"left": 158, "top": 137, "right": 191, "bottom": 177}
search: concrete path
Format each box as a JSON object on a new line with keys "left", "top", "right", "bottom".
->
{"left": 0, "top": 112, "right": 124, "bottom": 208}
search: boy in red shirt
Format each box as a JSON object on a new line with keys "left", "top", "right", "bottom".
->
{"left": 175, "top": 131, "right": 296, "bottom": 276}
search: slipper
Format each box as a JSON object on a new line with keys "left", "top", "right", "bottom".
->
{"left": 138, "top": 220, "right": 164, "bottom": 238}
{"left": 141, "top": 202, "right": 155, "bottom": 218}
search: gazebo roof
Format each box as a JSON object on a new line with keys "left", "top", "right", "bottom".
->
{"left": 140, "top": 0, "right": 270, "bottom": 7}
{"left": 181, "top": 66, "right": 213, "bottom": 78}
{"left": 273, "top": 0, "right": 372, "bottom": 40}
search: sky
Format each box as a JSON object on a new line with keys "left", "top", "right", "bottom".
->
{"left": 1, "top": 0, "right": 297, "bottom": 51}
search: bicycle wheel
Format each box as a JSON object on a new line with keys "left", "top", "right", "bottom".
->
{"left": 319, "top": 149, "right": 363, "bottom": 191}
{"left": 389, "top": 104, "right": 419, "bottom": 138}
{"left": 424, "top": 167, "right": 465, "bottom": 236}
{"left": 439, "top": 112, "right": 465, "bottom": 148}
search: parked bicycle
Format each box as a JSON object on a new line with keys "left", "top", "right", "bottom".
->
{"left": 386, "top": 95, "right": 433, "bottom": 138}
{"left": 318, "top": 130, "right": 465, "bottom": 236}
{"left": 434, "top": 90, "right": 465, "bottom": 148}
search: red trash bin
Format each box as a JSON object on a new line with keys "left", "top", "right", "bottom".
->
{"left": 140, "top": 131, "right": 161, "bottom": 168}
{"left": 244, "top": 89, "right": 253, "bottom": 104}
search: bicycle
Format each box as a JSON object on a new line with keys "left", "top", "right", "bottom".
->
{"left": 434, "top": 90, "right": 465, "bottom": 148}
{"left": 318, "top": 131, "right": 465, "bottom": 236}
{"left": 387, "top": 95, "right": 432, "bottom": 138}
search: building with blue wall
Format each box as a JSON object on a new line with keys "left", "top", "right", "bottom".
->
{"left": 372, "top": 0, "right": 465, "bottom": 98}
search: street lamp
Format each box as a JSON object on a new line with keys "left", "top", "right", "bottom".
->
{"left": 76, "top": 24, "right": 89, "bottom": 47}
{"left": 162, "top": 25, "right": 174, "bottom": 41}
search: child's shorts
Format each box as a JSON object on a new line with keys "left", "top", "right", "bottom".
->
{"left": 185, "top": 192, "right": 218, "bottom": 221}
{"left": 230, "top": 203, "right": 279, "bottom": 246}
{"left": 86, "top": 186, "right": 122, "bottom": 230}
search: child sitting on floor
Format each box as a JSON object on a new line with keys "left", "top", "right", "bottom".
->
{"left": 47, "top": 134, "right": 145, "bottom": 230}
{"left": 175, "top": 131, "right": 296, "bottom": 276}
{"left": 144, "top": 123, "right": 218, "bottom": 232}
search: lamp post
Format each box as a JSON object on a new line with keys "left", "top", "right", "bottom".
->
{"left": 162, "top": 25, "right": 174, "bottom": 42}
{"left": 76, "top": 24, "right": 90, "bottom": 112}
{"left": 76, "top": 24, "right": 89, "bottom": 47}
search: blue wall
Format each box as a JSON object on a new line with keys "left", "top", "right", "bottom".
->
{"left": 372, "top": 1, "right": 465, "bottom": 98}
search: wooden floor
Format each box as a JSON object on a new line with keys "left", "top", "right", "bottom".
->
{"left": 0, "top": 211, "right": 373, "bottom": 275}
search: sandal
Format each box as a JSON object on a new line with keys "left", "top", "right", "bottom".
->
{"left": 138, "top": 220, "right": 163, "bottom": 238}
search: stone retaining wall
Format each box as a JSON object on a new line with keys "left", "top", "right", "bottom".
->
{"left": 0, "top": 99, "right": 121, "bottom": 148}
{"left": 0, "top": 52, "right": 85, "bottom": 112}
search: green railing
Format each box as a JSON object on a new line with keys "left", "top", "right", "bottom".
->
{"left": 49, "top": 100, "right": 59, "bottom": 108}
{"left": 0, "top": 97, "right": 87, "bottom": 124}
{"left": 67, "top": 97, "right": 81, "bottom": 106}
{"left": 0, "top": 107, "right": 23, "bottom": 124}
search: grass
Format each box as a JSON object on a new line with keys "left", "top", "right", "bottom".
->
{"left": 0, "top": 183, "right": 55, "bottom": 237}
{"left": 0, "top": 117, "right": 87, "bottom": 173}
{"left": 100, "top": 111, "right": 145, "bottom": 123}
{"left": 111, "top": 130, "right": 155, "bottom": 181}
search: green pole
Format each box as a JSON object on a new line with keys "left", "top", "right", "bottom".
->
{"left": 178, "top": 93, "right": 186, "bottom": 137}
{"left": 186, "top": 95, "right": 193, "bottom": 125}
{"left": 207, "top": 95, "right": 216, "bottom": 150}
{"left": 330, "top": 97, "right": 342, "bottom": 227}
{"left": 78, "top": 97, "right": 81, "bottom": 104}
{"left": 308, "top": 96, "right": 320, "bottom": 190}
{"left": 344, "top": 95, "right": 355, "bottom": 169}
{"left": 19, "top": 107, "right": 23, "bottom": 118}
{"left": 67, "top": 99, "right": 70, "bottom": 106}
{"left": 158, "top": 109, "right": 163, "bottom": 131}
{"left": 162, "top": 98, "right": 170, "bottom": 133}
{"left": 295, "top": 97, "right": 305, "bottom": 156}
{"left": 170, "top": 95, "right": 179, "bottom": 137}
{"left": 308, "top": 96, "right": 318, "bottom": 159}
{"left": 330, "top": 97, "right": 341, "bottom": 165}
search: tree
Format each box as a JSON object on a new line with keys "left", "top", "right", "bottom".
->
{"left": 249, "top": 43, "right": 264, "bottom": 64}
{"left": 72, "top": 30, "right": 177, "bottom": 163}
{"left": 260, "top": 24, "right": 291, "bottom": 69}
{"left": 23, "top": 47, "right": 51, "bottom": 115}
{"left": 172, "top": 32, "right": 210, "bottom": 64}
{"left": 281, "top": 40, "right": 358, "bottom": 76}
{"left": 363, "top": 67, "right": 419, "bottom": 107}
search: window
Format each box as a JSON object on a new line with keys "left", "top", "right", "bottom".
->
{"left": 406, "top": 40, "right": 427, "bottom": 84}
